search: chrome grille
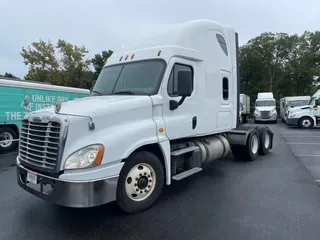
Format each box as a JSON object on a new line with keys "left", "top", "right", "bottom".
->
{"left": 261, "top": 111, "right": 270, "bottom": 119}
{"left": 19, "top": 119, "right": 61, "bottom": 170}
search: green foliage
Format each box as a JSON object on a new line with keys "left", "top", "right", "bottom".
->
{"left": 240, "top": 31, "right": 320, "bottom": 103}
{"left": 91, "top": 50, "right": 113, "bottom": 80}
{"left": 0, "top": 72, "right": 20, "bottom": 79}
{"left": 21, "top": 39, "right": 94, "bottom": 89}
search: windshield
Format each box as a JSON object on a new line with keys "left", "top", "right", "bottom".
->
{"left": 91, "top": 60, "right": 166, "bottom": 96}
{"left": 308, "top": 97, "right": 316, "bottom": 105}
{"left": 256, "top": 100, "right": 275, "bottom": 107}
{"left": 287, "top": 100, "right": 309, "bottom": 107}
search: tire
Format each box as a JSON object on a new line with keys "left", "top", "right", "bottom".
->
{"left": 0, "top": 127, "right": 18, "bottom": 152}
{"left": 116, "top": 151, "right": 165, "bottom": 214}
{"left": 257, "top": 126, "right": 272, "bottom": 155}
{"left": 298, "top": 117, "right": 314, "bottom": 129}
{"left": 231, "top": 128, "right": 261, "bottom": 161}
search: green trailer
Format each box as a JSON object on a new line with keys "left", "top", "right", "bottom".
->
{"left": 0, "top": 77, "right": 90, "bottom": 152}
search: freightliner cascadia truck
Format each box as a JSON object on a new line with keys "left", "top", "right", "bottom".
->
{"left": 16, "top": 19, "right": 274, "bottom": 213}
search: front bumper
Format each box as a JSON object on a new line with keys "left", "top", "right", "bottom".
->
{"left": 17, "top": 163, "right": 119, "bottom": 208}
{"left": 287, "top": 118, "right": 299, "bottom": 126}
{"left": 254, "top": 114, "right": 277, "bottom": 122}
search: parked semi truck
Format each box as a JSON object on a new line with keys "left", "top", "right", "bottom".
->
{"left": 0, "top": 78, "right": 90, "bottom": 152}
{"left": 280, "top": 96, "right": 311, "bottom": 123}
{"left": 16, "top": 19, "right": 274, "bottom": 213}
{"left": 287, "top": 89, "right": 320, "bottom": 128}
{"left": 239, "top": 94, "right": 250, "bottom": 123}
{"left": 254, "top": 92, "right": 277, "bottom": 124}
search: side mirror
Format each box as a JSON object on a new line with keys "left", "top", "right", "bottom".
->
{"left": 177, "top": 71, "right": 193, "bottom": 97}
{"left": 169, "top": 71, "right": 193, "bottom": 110}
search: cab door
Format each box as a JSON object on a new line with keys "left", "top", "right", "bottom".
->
{"left": 161, "top": 57, "right": 198, "bottom": 140}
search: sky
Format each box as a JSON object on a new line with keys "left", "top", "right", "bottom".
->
{"left": 1, "top": 0, "right": 319, "bottom": 79}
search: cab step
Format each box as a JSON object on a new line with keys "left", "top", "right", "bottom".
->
{"left": 172, "top": 167, "right": 203, "bottom": 181}
{"left": 171, "top": 145, "right": 199, "bottom": 156}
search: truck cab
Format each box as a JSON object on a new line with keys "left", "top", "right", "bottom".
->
{"left": 254, "top": 92, "right": 277, "bottom": 123}
{"left": 16, "top": 19, "right": 274, "bottom": 214}
{"left": 280, "top": 96, "right": 311, "bottom": 123}
{"left": 287, "top": 89, "right": 320, "bottom": 128}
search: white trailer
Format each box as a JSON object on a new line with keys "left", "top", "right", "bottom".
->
{"left": 287, "top": 89, "right": 320, "bottom": 128}
{"left": 239, "top": 94, "right": 250, "bottom": 123}
{"left": 254, "top": 92, "right": 277, "bottom": 124}
{"left": 280, "top": 96, "right": 311, "bottom": 122}
{"left": 16, "top": 19, "right": 274, "bottom": 213}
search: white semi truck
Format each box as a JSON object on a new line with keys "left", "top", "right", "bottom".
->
{"left": 254, "top": 92, "right": 277, "bottom": 124}
{"left": 239, "top": 94, "right": 250, "bottom": 123}
{"left": 16, "top": 19, "right": 274, "bottom": 213}
{"left": 280, "top": 96, "right": 311, "bottom": 123}
{"left": 287, "top": 89, "right": 320, "bottom": 128}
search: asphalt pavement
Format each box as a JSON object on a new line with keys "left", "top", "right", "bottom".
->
{"left": 1, "top": 123, "right": 320, "bottom": 240}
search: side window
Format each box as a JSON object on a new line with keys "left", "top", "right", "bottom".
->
{"left": 222, "top": 77, "right": 229, "bottom": 100}
{"left": 216, "top": 34, "right": 228, "bottom": 56}
{"left": 315, "top": 99, "right": 320, "bottom": 106}
{"left": 167, "top": 63, "right": 193, "bottom": 97}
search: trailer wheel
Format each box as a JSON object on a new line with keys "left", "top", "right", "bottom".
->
{"left": 298, "top": 117, "right": 313, "bottom": 129}
{"left": 257, "top": 126, "right": 272, "bottom": 155}
{"left": 116, "top": 151, "right": 164, "bottom": 214}
{"left": 0, "top": 127, "right": 18, "bottom": 152}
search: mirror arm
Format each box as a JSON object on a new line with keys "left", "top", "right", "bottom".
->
{"left": 169, "top": 96, "right": 186, "bottom": 110}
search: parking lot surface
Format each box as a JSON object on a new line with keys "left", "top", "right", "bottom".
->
{"left": 1, "top": 122, "right": 320, "bottom": 240}
{"left": 280, "top": 123, "right": 320, "bottom": 183}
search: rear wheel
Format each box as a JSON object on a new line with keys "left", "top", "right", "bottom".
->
{"left": 231, "top": 128, "right": 260, "bottom": 161}
{"left": 116, "top": 151, "right": 164, "bottom": 213}
{"left": 298, "top": 117, "right": 313, "bottom": 129}
{"left": 257, "top": 126, "right": 272, "bottom": 155}
{"left": 0, "top": 127, "right": 18, "bottom": 152}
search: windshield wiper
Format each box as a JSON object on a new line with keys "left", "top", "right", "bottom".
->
{"left": 113, "top": 90, "right": 136, "bottom": 95}
{"left": 91, "top": 90, "right": 102, "bottom": 95}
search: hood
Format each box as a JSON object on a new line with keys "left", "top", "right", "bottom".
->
{"left": 289, "top": 105, "right": 311, "bottom": 113}
{"left": 35, "top": 95, "right": 152, "bottom": 117}
{"left": 255, "top": 106, "right": 276, "bottom": 111}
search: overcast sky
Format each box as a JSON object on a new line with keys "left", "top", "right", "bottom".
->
{"left": 1, "top": 0, "right": 319, "bottom": 79}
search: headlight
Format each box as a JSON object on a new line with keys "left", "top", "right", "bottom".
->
{"left": 254, "top": 109, "right": 259, "bottom": 115}
{"left": 272, "top": 109, "right": 277, "bottom": 115}
{"left": 64, "top": 145, "right": 104, "bottom": 170}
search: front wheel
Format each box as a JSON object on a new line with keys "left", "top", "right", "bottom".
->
{"left": 116, "top": 151, "right": 164, "bottom": 213}
{"left": 298, "top": 117, "right": 314, "bottom": 129}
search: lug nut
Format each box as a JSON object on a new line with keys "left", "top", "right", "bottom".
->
{"left": 144, "top": 172, "right": 147, "bottom": 175}
{"left": 139, "top": 173, "right": 142, "bottom": 176}
{"left": 134, "top": 183, "right": 137, "bottom": 186}
{"left": 140, "top": 191, "right": 143, "bottom": 194}
{"left": 148, "top": 185, "right": 151, "bottom": 188}
{"left": 136, "top": 188, "right": 139, "bottom": 191}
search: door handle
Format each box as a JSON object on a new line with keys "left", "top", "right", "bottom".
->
{"left": 192, "top": 116, "right": 197, "bottom": 129}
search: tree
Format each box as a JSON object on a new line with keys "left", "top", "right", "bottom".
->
{"left": 21, "top": 39, "right": 93, "bottom": 88}
{"left": 0, "top": 72, "right": 20, "bottom": 79}
{"left": 91, "top": 50, "right": 113, "bottom": 80}
{"left": 239, "top": 31, "right": 320, "bottom": 103}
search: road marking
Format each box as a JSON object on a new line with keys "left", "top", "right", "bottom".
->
{"left": 295, "top": 154, "right": 320, "bottom": 157}
{"left": 287, "top": 142, "right": 320, "bottom": 145}
{"left": 283, "top": 136, "right": 320, "bottom": 138}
